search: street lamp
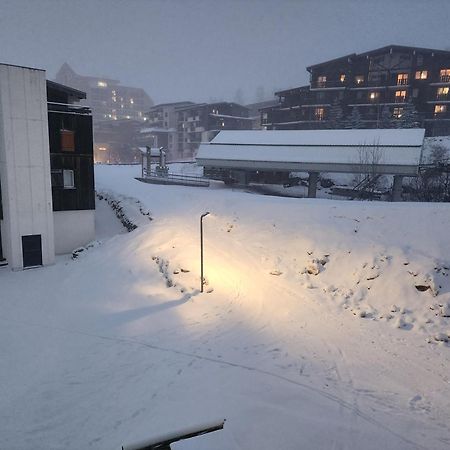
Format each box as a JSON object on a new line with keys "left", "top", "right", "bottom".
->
{"left": 200, "top": 212, "right": 210, "bottom": 292}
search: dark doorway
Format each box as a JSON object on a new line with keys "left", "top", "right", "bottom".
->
{"left": 22, "top": 235, "right": 43, "bottom": 268}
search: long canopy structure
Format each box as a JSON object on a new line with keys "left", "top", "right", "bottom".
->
{"left": 196, "top": 129, "right": 425, "bottom": 176}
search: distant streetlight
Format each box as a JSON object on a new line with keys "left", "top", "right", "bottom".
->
{"left": 200, "top": 212, "right": 210, "bottom": 292}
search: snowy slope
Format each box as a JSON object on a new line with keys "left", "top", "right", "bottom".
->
{"left": 1, "top": 164, "right": 450, "bottom": 450}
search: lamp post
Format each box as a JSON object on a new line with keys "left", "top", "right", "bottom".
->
{"left": 200, "top": 212, "right": 210, "bottom": 292}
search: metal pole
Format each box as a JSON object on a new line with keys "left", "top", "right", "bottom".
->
{"left": 200, "top": 212, "right": 210, "bottom": 292}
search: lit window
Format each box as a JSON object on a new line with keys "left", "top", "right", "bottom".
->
{"left": 63, "top": 170, "right": 75, "bottom": 189}
{"left": 435, "top": 105, "right": 447, "bottom": 114}
{"left": 314, "top": 107, "right": 325, "bottom": 120}
{"left": 440, "top": 69, "right": 450, "bottom": 82}
{"left": 355, "top": 75, "right": 364, "bottom": 85}
{"left": 397, "top": 73, "right": 409, "bottom": 85}
{"left": 395, "top": 90, "right": 407, "bottom": 102}
{"left": 112, "top": 96, "right": 116, "bottom": 102}
{"left": 130, "top": 98, "right": 134, "bottom": 104}
{"left": 317, "top": 76, "right": 327, "bottom": 87}
{"left": 415, "top": 70, "right": 428, "bottom": 80}
{"left": 340, "top": 74, "right": 346, "bottom": 83}
{"left": 112, "top": 90, "right": 116, "bottom": 95}
{"left": 97, "top": 81, "right": 107, "bottom": 87}
{"left": 437, "top": 87, "right": 450, "bottom": 98}
{"left": 393, "top": 107, "right": 403, "bottom": 118}
{"left": 98, "top": 146, "right": 106, "bottom": 151}
{"left": 369, "top": 92, "right": 379, "bottom": 100}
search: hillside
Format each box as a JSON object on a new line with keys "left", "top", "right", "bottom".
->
{"left": 1, "top": 164, "right": 449, "bottom": 450}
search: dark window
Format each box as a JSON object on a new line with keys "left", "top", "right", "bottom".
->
{"left": 22, "top": 235, "right": 42, "bottom": 268}
{"left": 51, "top": 169, "right": 63, "bottom": 187}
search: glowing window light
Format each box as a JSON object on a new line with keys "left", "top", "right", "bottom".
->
{"left": 97, "top": 81, "right": 107, "bottom": 87}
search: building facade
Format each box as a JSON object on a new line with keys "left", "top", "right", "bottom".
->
{"left": 143, "top": 101, "right": 195, "bottom": 161}
{"left": 175, "top": 102, "right": 252, "bottom": 159}
{"left": 55, "top": 63, "right": 153, "bottom": 123}
{"left": 262, "top": 45, "right": 450, "bottom": 136}
{"left": 0, "top": 63, "right": 95, "bottom": 270}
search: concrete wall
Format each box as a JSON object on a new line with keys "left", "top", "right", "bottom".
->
{"left": 53, "top": 210, "right": 95, "bottom": 254}
{"left": 0, "top": 64, "right": 55, "bottom": 269}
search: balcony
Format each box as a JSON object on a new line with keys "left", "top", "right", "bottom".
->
{"left": 310, "top": 80, "right": 346, "bottom": 90}
{"left": 396, "top": 78, "right": 409, "bottom": 86}
{"left": 436, "top": 94, "right": 450, "bottom": 102}
{"left": 440, "top": 75, "right": 450, "bottom": 83}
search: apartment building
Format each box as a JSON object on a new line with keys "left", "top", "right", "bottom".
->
{"left": 55, "top": 63, "right": 153, "bottom": 123}
{"left": 176, "top": 102, "right": 252, "bottom": 158}
{"left": 262, "top": 45, "right": 450, "bottom": 136}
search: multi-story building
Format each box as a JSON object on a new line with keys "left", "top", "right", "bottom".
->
{"left": 262, "top": 45, "right": 450, "bottom": 136}
{"left": 176, "top": 102, "right": 252, "bottom": 158}
{"left": 55, "top": 63, "right": 153, "bottom": 123}
{"left": 245, "top": 99, "right": 279, "bottom": 129}
{"left": 0, "top": 63, "right": 95, "bottom": 270}
{"left": 55, "top": 63, "right": 153, "bottom": 163}
{"left": 143, "top": 101, "right": 195, "bottom": 161}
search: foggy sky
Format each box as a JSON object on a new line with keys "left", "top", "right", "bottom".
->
{"left": 1, "top": 0, "right": 449, "bottom": 105}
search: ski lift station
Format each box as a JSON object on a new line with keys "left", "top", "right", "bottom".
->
{"left": 196, "top": 128, "right": 426, "bottom": 201}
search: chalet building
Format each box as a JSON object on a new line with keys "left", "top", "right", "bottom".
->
{"left": 0, "top": 63, "right": 95, "bottom": 270}
{"left": 244, "top": 99, "right": 279, "bottom": 129}
{"left": 55, "top": 63, "right": 153, "bottom": 123}
{"left": 175, "top": 102, "right": 252, "bottom": 159}
{"left": 262, "top": 45, "right": 450, "bottom": 136}
{"left": 143, "top": 101, "right": 195, "bottom": 161}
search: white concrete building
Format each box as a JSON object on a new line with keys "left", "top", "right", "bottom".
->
{"left": 0, "top": 63, "right": 95, "bottom": 270}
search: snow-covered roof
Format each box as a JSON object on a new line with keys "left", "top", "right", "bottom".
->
{"left": 197, "top": 129, "right": 425, "bottom": 175}
{"left": 210, "top": 129, "right": 425, "bottom": 147}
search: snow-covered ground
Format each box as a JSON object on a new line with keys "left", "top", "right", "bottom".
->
{"left": 1, "top": 164, "right": 450, "bottom": 450}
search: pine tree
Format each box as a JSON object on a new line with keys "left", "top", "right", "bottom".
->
{"left": 396, "top": 101, "right": 421, "bottom": 128}
{"left": 329, "top": 98, "right": 344, "bottom": 129}
{"left": 345, "top": 107, "right": 363, "bottom": 129}
{"left": 380, "top": 105, "right": 393, "bottom": 129}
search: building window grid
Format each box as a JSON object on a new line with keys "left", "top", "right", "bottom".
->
{"left": 317, "top": 75, "right": 327, "bottom": 88}
{"left": 395, "top": 90, "right": 407, "bottom": 103}
{"left": 314, "top": 107, "right": 326, "bottom": 121}
{"left": 415, "top": 70, "right": 428, "bottom": 80}
{"left": 437, "top": 87, "right": 450, "bottom": 100}
{"left": 397, "top": 73, "right": 409, "bottom": 85}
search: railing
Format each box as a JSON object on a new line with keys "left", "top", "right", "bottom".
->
{"left": 47, "top": 102, "right": 91, "bottom": 115}
{"left": 396, "top": 78, "right": 409, "bottom": 86}
{"left": 440, "top": 75, "right": 450, "bottom": 83}
{"left": 310, "top": 80, "right": 346, "bottom": 89}
{"left": 436, "top": 94, "right": 450, "bottom": 101}
{"left": 142, "top": 169, "right": 210, "bottom": 186}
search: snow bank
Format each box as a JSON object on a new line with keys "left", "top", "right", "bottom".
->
{"left": 1, "top": 164, "right": 450, "bottom": 450}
